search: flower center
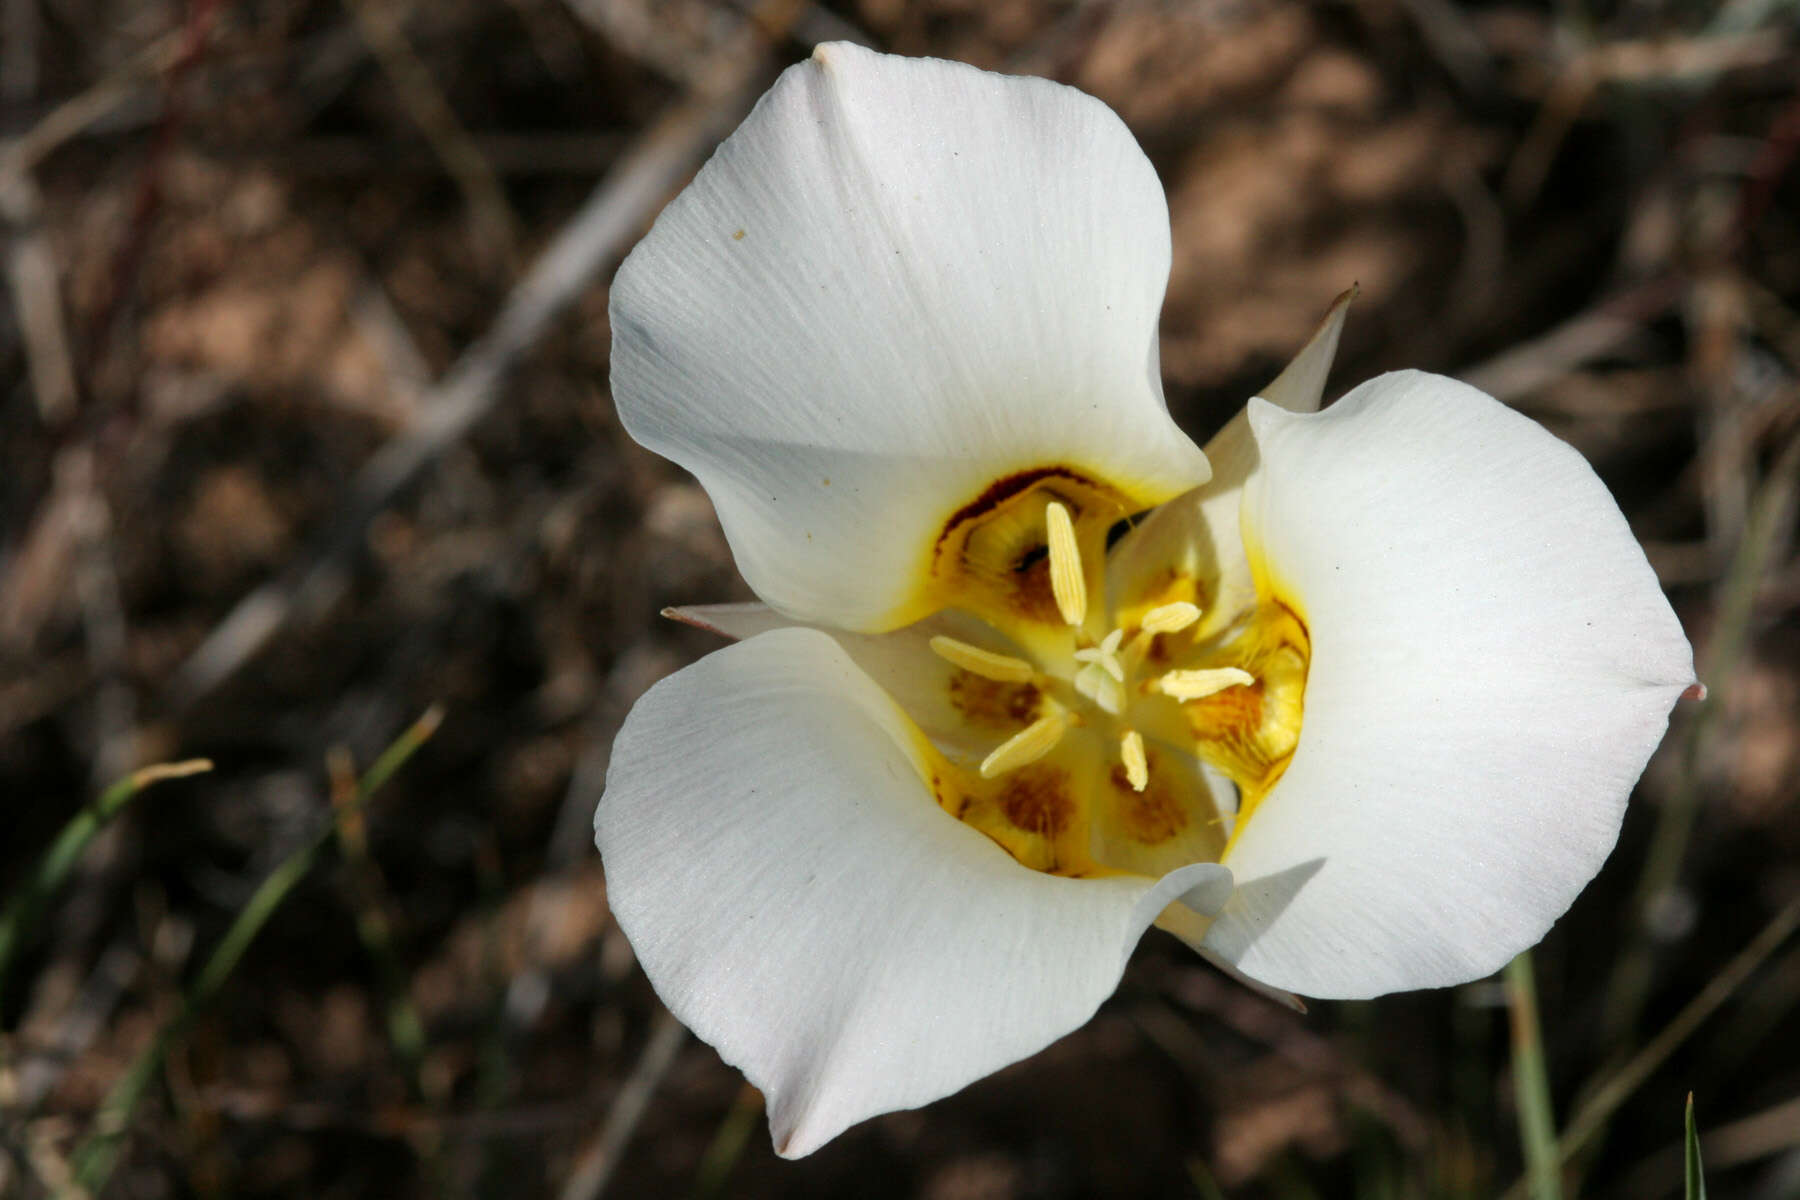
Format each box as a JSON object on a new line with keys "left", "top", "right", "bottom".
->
{"left": 918, "top": 487, "right": 1310, "bottom": 879}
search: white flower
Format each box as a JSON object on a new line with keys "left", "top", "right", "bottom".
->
{"left": 595, "top": 43, "right": 1696, "bottom": 1157}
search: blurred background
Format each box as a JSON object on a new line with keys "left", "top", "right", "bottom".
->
{"left": 2, "top": 0, "right": 1798, "bottom": 1196}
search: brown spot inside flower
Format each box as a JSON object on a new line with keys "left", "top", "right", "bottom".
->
{"left": 1110, "top": 764, "right": 1189, "bottom": 845}
{"left": 1186, "top": 677, "right": 1266, "bottom": 737}
{"left": 1006, "top": 553, "right": 1063, "bottom": 624}
{"left": 998, "top": 766, "right": 1075, "bottom": 838}
{"left": 936, "top": 466, "right": 1092, "bottom": 550}
{"left": 948, "top": 671, "right": 1042, "bottom": 728}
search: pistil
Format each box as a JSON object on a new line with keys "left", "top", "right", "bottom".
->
{"left": 1072, "top": 628, "right": 1126, "bottom": 683}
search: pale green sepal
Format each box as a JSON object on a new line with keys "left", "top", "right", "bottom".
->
{"left": 1257, "top": 284, "right": 1357, "bottom": 413}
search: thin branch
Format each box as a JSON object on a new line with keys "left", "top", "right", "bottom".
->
{"left": 344, "top": 0, "right": 519, "bottom": 265}
{"left": 556, "top": 1008, "right": 688, "bottom": 1200}
{"left": 0, "top": 170, "right": 78, "bottom": 424}
{"left": 1498, "top": 894, "right": 1800, "bottom": 1200}
{"left": 1458, "top": 277, "right": 1683, "bottom": 402}
{"left": 0, "top": 32, "right": 184, "bottom": 176}
{"left": 167, "top": 6, "right": 802, "bottom": 708}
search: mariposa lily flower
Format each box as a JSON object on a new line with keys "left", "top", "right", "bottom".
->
{"left": 596, "top": 43, "right": 1696, "bottom": 1157}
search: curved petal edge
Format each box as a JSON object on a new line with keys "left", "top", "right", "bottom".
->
{"left": 1204, "top": 371, "right": 1695, "bottom": 998}
{"left": 597, "top": 627, "right": 1231, "bottom": 1155}
{"left": 609, "top": 43, "right": 1208, "bottom": 631}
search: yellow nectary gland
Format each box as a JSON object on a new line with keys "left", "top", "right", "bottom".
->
{"left": 921, "top": 488, "right": 1310, "bottom": 880}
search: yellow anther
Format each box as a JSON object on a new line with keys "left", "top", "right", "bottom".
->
{"left": 1044, "top": 500, "right": 1087, "bottom": 627}
{"left": 1140, "top": 601, "right": 1201, "bottom": 636}
{"left": 1120, "top": 730, "right": 1148, "bottom": 792}
{"left": 979, "top": 712, "right": 1068, "bottom": 779}
{"left": 929, "top": 635, "right": 1036, "bottom": 683}
{"left": 1157, "top": 667, "right": 1256, "bottom": 701}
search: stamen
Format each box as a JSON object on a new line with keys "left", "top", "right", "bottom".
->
{"left": 980, "top": 712, "right": 1068, "bottom": 779}
{"left": 1120, "top": 730, "right": 1148, "bottom": 792}
{"left": 1044, "top": 501, "right": 1087, "bottom": 627}
{"left": 930, "top": 635, "right": 1036, "bottom": 683}
{"left": 1157, "top": 667, "right": 1255, "bottom": 701}
{"left": 1140, "top": 601, "right": 1201, "bottom": 636}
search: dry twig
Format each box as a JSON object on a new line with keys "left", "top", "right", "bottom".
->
{"left": 344, "top": 0, "right": 520, "bottom": 266}
{"left": 168, "top": 2, "right": 807, "bottom": 708}
{"left": 1459, "top": 277, "right": 1684, "bottom": 402}
{"left": 0, "top": 169, "right": 76, "bottom": 425}
{"left": 556, "top": 1008, "right": 688, "bottom": 1200}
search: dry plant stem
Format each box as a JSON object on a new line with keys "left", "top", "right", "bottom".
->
{"left": 256, "top": 130, "right": 628, "bottom": 176}
{"left": 0, "top": 32, "right": 184, "bottom": 175}
{"left": 1699, "top": 937, "right": 1800, "bottom": 1077}
{"left": 327, "top": 749, "right": 429, "bottom": 1092}
{"left": 344, "top": 0, "right": 519, "bottom": 266}
{"left": 1505, "top": 952, "right": 1563, "bottom": 1200}
{"left": 1504, "top": 32, "right": 1788, "bottom": 210}
{"left": 1388, "top": 0, "right": 1499, "bottom": 95}
{"left": 0, "top": 170, "right": 78, "bottom": 424}
{"left": 9, "top": 944, "right": 142, "bottom": 1114}
{"left": 557, "top": 1008, "right": 688, "bottom": 1200}
{"left": 63, "top": 450, "right": 135, "bottom": 787}
{"left": 167, "top": 4, "right": 805, "bottom": 709}
{"left": 1601, "top": 428, "right": 1800, "bottom": 1051}
{"left": 88, "top": 0, "right": 222, "bottom": 348}
{"left": 68, "top": 709, "right": 442, "bottom": 1194}
{"left": 1497, "top": 894, "right": 1800, "bottom": 1200}
{"left": 1458, "top": 276, "right": 1682, "bottom": 402}
{"left": 0, "top": 760, "right": 211, "bottom": 1001}
{"left": 1692, "top": 273, "right": 1754, "bottom": 562}
{"left": 1504, "top": 66, "right": 1597, "bottom": 212}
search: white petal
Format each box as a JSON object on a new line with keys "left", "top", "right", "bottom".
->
{"left": 611, "top": 43, "right": 1208, "bottom": 632}
{"left": 667, "top": 602, "right": 1040, "bottom": 763}
{"left": 1203, "top": 372, "right": 1695, "bottom": 998}
{"left": 1106, "top": 290, "right": 1353, "bottom": 635}
{"left": 596, "top": 627, "right": 1228, "bottom": 1156}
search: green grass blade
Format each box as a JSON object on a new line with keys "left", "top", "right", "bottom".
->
{"left": 1506, "top": 951, "right": 1563, "bottom": 1200}
{"left": 0, "top": 759, "right": 213, "bottom": 1000}
{"left": 1685, "top": 1094, "right": 1707, "bottom": 1200}
{"left": 1499, "top": 894, "right": 1800, "bottom": 1200}
{"left": 689, "top": 1084, "right": 763, "bottom": 1200}
{"left": 1603, "top": 430, "right": 1800, "bottom": 1052}
{"left": 69, "top": 707, "right": 441, "bottom": 1191}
